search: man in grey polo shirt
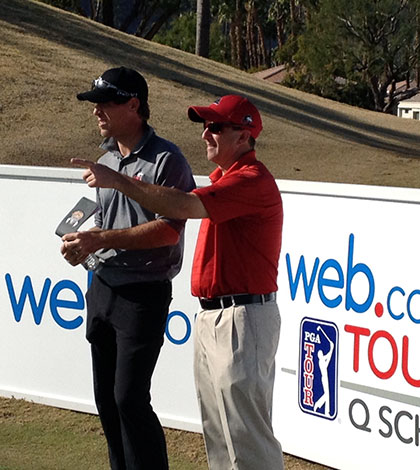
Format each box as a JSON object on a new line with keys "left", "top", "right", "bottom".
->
{"left": 60, "top": 66, "right": 195, "bottom": 470}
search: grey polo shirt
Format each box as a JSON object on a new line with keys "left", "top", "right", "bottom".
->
{"left": 94, "top": 125, "right": 196, "bottom": 286}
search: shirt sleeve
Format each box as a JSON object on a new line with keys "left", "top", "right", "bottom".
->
{"left": 155, "top": 151, "right": 196, "bottom": 232}
{"left": 194, "top": 170, "right": 275, "bottom": 224}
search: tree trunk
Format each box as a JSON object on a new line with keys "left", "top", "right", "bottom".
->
{"left": 135, "top": 2, "right": 157, "bottom": 37}
{"left": 101, "top": 0, "right": 114, "bottom": 27}
{"left": 245, "top": 2, "right": 257, "bottom": 69}
{"left": 370, "top": 75, "right": 393, "bottom": 112}
{"left": 91, "top": 0, "right": 101, "bottom": 21}
{"left": 369, "top": 76, "right": 382, "bottom": 111}
{"left": 245, "top": 3, "right": 267, "bottom": 70}
{"left": 120, "top": 0, "right": 144, "bottom": 33}
{"left": 256, "top": 21, "right": 268, "bottom": 68}
{"left": 196, "top": 0, "right": 211, "bottom": 57}
{"left": 144, "top": 10, "right": 176, "bottom": 40}
{"left": 416, "top": 6, "right": 420, "bottom": 87}
{"left": 276, "top": 16, "right": 286, "bottom": 48}
{"left": 231, "top": 0, "right": 245, "bottom": 69}
{"left": 290, "top": 0, "right": 298, "bottom": 37}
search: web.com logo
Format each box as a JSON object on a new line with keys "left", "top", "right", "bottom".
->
{"left": 286, "top": 233, "right": 420, "bottom": 323}
{"left": 4, "top": 272, "right": 193, "bottom": 345}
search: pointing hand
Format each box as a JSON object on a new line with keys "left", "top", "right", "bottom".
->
{"left": 71, "top": 158, "right": 121, "bottom": 189}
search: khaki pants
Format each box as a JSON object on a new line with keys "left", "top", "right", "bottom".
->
{"left": 194, "top": 301, "right": 284, "bottom": 470}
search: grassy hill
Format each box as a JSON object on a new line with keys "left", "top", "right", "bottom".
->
{"left": 2, "top": 0, "right": 420, "bottom": 187}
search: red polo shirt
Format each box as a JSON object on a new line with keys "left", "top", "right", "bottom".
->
{"left": 191, "top": 151, "right": 283, "bottom": 299}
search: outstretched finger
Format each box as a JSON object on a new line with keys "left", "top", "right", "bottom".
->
{"left": 71, "top": 158, "right": 95, "bottom": 168}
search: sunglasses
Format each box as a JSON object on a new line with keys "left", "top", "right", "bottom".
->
{"left": 92, "top": 77, "right": 138, "bottom": 98}
{"left": 203, "top": 122, "right": 245, "bottom": 134}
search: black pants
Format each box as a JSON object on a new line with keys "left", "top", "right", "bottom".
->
{"left": 86, "top": 274, "right": 172, "bottom": 470}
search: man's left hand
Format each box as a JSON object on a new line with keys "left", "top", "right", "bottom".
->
{"left": 61, "top": 231, "right": 100, "bottom": 266}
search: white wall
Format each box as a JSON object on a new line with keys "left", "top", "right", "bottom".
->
{"left": 398, "top": 102, "right": 420, "bottom": 119}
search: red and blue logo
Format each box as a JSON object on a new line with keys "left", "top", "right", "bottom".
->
{"left": 299, "top": 318, "right": 339, "bottom": 420}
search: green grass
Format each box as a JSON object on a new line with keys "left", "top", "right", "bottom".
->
{"left": 0, "top": 396, "right": 327, "bottom": 470}
{"left": 0, "top": 398, "right": 108, "bottom": 469}
{"left": 0, "top": 421, "right": 107, "bottom": 469}
{"left": 0, "top": 397, "right": 208, "bottom": 470}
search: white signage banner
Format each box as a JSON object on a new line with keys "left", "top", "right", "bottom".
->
{"left": 0, "top": 166, "right": 203, "bottom": 432}
{"left": 273, "top": 181, "right": 420, "bottom": 470}
{"left": 1, "top": 166, "right": 420, "bottom": 469}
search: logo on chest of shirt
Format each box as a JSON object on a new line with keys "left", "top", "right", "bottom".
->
{"left": 133, "top": 171, "right": 144, "bottom": 181}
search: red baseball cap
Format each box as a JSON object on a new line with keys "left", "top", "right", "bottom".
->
{"left": 188, "top": 95, "right": 263, "bottom": 139}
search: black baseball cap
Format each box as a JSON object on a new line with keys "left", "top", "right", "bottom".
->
{"left": 77, "top": 66, "right": 148, "bottom": 104}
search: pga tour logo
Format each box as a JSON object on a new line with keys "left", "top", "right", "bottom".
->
{"left": 299, "top": 318, "right": 339, "bottom": 420}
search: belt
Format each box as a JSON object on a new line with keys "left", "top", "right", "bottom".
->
{"left": 199, "top": 293, "right": 276, "bottom": 310}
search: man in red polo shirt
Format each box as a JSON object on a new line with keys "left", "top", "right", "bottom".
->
{"left": 72, "top": 95, "right": 284, "bottom": 470}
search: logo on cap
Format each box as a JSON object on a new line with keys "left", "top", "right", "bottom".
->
{"left": 299, "top": 317, "right": 339, "bottom": 420}
{"left": 243, "top": 115, "right": 253, "bottom": 125}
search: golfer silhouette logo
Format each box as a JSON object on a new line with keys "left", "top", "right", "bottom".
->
{"left": 299, "top": 318, "right": 338, "bottom": 420}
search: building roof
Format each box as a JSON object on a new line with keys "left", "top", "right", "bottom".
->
{"left": 388, "top": 79, "right": 418, "bottom": 95}
{"left": 398, "top": 92, "right": 420, "bottom": 107}
{"left": 253, "top": 65, "right": 288, "bottom": 84}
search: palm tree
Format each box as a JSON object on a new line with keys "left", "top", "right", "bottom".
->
{"left": 196, "top": 0, "right": 211, "bottom": 57}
